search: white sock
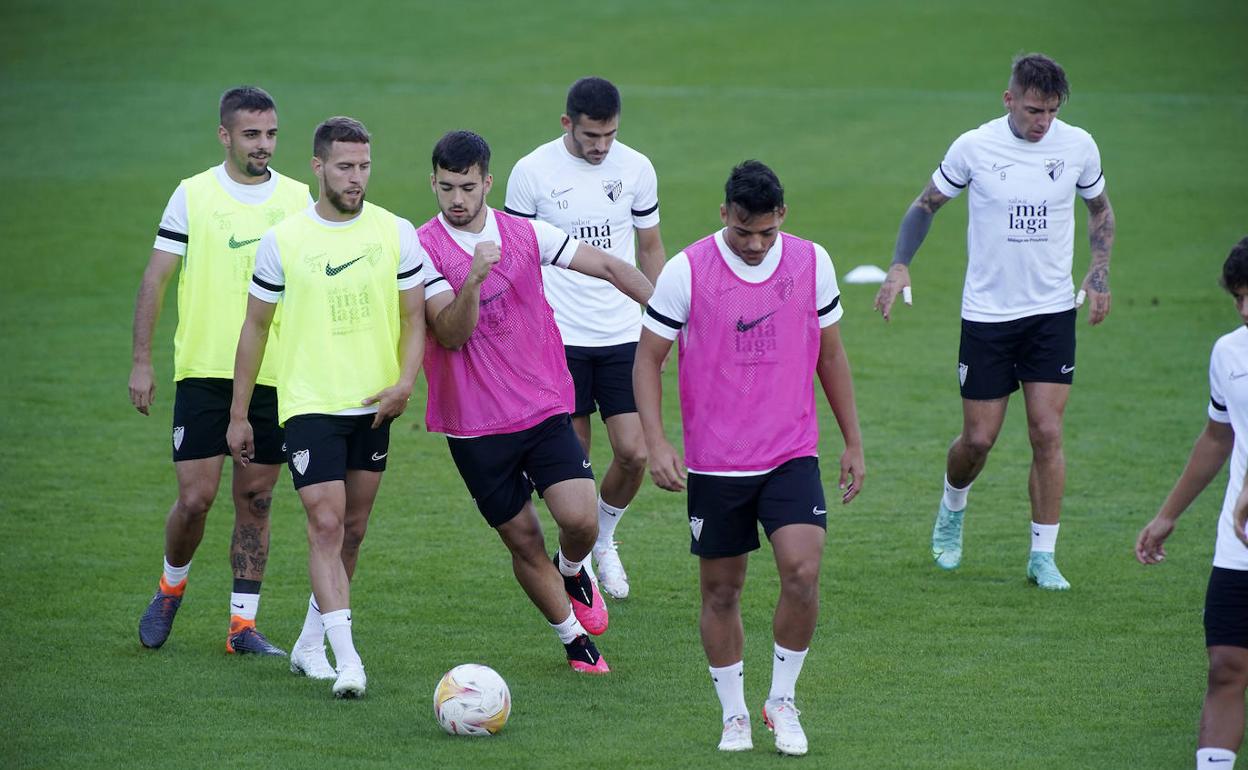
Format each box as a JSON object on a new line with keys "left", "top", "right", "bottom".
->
{"left": 596, "top": 498, "right": 626, "bottom": 547}
{"left": 942, "top": 475, "right": 971, "bottom": 512}
{"left": 557, "top": 549, "right": 586, "bottom": 578}
{"left": 1031, "top": 522, "right": 1060, "bottom": 553}
{"left": 229, "top": 592, "right": 259, "bottom": 622}
{"left": 550, "top": 608, "right": 588, "bottom": 644}
{"left": 1197, "top": 747, "right": 1236, "bottom": 767}
{"left": 710, "top": 661, "right": 748, "bottom": 723}
{"left": 163, "top": 557, "right": 191, "bottom": 587}
{"left": 768, "top": 643, "right": 809, "bottom": 701}
{"left": 322, "top": 608, "right": 361, "bottom": 670}
{"left": 295, "top": 594, "right": 324, "bottom": 649}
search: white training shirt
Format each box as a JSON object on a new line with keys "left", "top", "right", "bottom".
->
{"left": 931, "top": 115, "right": 1106, "bottom": 323}
{"left": 1209, "top": 326, "right": 1248, "bottom": 571}
{"left": 410, "top": 207, "right": 580, "bottom": 273}
{"left": 249, "top": 205, "right": 444, "bottom": 417}
{"left": 504, "top": 136, "right": 660, "bottom": 346}
{"left": 642, "top": 230, "right": 842, "bottom": 478}
{"left": 153, "top": 164, "right": 312, "bottom": 255}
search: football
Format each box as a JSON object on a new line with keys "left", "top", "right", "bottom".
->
{"left": 433, "top": 664, "right": 511, "bottom": 736}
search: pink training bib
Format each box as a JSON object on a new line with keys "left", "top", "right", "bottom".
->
{"left": 419, "top": 210, "right": 574, "bottom": 436}
{"left": 678, "top": 232, "right": 821, "bottom": 471}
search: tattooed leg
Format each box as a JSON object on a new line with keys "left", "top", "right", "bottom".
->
{"left": 231, "top": 462, "right": 280, "bottom": 581}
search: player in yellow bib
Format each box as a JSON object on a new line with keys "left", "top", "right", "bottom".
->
{"left": 130, "top": 86, "right": 309, "bottom": 656}
{"left": 229, "top": 117, "right": 428, "bottom": 699}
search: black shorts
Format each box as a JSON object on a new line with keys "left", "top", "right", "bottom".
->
{"left": 565, "top": 342, "right": 638, "bottom": 420}
{"left": 958, "top": 309, "right": 1076, "bottom": 400}
{"left": 686, "top": 456, "right": 827, "bottom": 558}
{"left": 172, "top": 377, "right": 284, "bottom": 464}
{"left": 446, "top": 413, "right": 594, "bottom": 528}
{"left": 1205, "top": 567, "right": 1248, "bottom": 649}
{"left": 283, "top": 414, "right": 391, "bottom": 490}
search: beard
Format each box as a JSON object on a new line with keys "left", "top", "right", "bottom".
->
{"left": 236, "top": 150, "right": 270, "bottom": 178}
{"left": 326, "top": 185, "right": 365, "bottom": 215}
{"left": 442, "top": 197, "right": 482, "bottom": 227}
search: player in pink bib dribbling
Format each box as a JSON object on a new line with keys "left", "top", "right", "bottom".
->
{"left": 417, "top": 131, "right": 653, "bottom": 675}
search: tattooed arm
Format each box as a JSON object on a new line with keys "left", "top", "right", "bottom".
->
{"left": 1080, "top": 191, "right": 1115, "bottom": 325}
{"left": 874, "top": 180, "right": 952, "bottom": 321}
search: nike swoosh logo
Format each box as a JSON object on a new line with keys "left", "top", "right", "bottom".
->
{"left": 1032, "top": 528, "right": 1041, "bottom": 537}
{"left": 229, "top": 235, "right": 261, "bottom": 249}
{"left": 991, "top": 162, "right": 1015, "bottom": 172}
{"left": 582, "top": 460, "right": 592, "bottom": 469}
{"left": 550, "top": 187, "right": 573, "bottom": 198}
{"left": 371, "top": 452, "right": 387, "bottom": 461}
{"left": 232, "top": 603, "right": 245, "bottom": 609}
{"left": 325, "top": 256, "right": 365, "bottom": 276}
{"left": 812, "top": 507, "right": 826, "bottom": 516}
{"left": 775, "top": 653, "right": 786, "bottom": 661}
{"left": 1060, "top": 365, "right": 1075, "bottom": 374}
{"left": 1231, "top": 372, "right": 1248, "bottom": 380}
{"left": 736, "top": 311, "right": 776, "bottom": 333}
{"left": 481, "top": 289, "right": 506, "bottom": 305}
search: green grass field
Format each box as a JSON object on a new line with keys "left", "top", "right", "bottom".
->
{"left": 3, "top": 0, "right": 1247, "bottom": 766}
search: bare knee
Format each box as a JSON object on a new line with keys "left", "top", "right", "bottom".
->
{"left": 1209, "top": 648, "right": 1248, "bottom": 691}
{"left": 500, "top": 519, "right": 548, "bottom": 564}
{"left": 960, "top": 430, "right": 997, "bottom": 460}
{"left": 779, "top": 561, "right": 821, "bottom": 602}
{"left": 342, "top": 521, "right": 368, "bottom": 554}
{"left": 702, "top": 577, "right": 745, "bottom": 615}
{"left": 306, "top": 509, "right": 343, "bottom": 551}
{"left": 559, "top": 513, "right": 597, "bottom": 549}
{"left": 1028, "top": 418, "right": 1064, "bottom": 457}
{"left": 237, "top": 486, "right": 275, "bottom": 521}
{"left": 614, "top": 442, "right": 648, "bottom": 476}
{"left": 176, "top": 485, "right": 216, "bottom": 520}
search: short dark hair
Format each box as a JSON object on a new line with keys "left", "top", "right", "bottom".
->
{"left": 566, "top": 77, "right": 621, "bottom": 124}
{"left": 1221, "top": 237, "right": 1248, "bottom": 292}
{"left": 313, "top": 117, "right": 370, "bottom": 160}
{"left": 724, "top": 160, "right": 784, "bottom": 216}
{"left": 1009, "top": 53, "right": 1070, "bottom": 104}
{"left": 431, "top": 130, "right": 491, "bottom": 175}
{"left": 219, "top": 85, "right": 275, "bottom": 126}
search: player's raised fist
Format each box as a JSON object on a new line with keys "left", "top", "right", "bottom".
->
{"left": 469, "top": 241, "right": 501, "bottom": 285}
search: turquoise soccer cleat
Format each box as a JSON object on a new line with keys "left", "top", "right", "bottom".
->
{"left": 931, "top": 501, "right": 964, "bottom": 570}
{"left": 1027, "top": 551, "right": 1071, "bottom": 590}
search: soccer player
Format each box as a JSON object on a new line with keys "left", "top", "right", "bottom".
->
{"left": 228, "top": 116, "right": 428, "bottom": 698}
{"left": 504, "top": 77, "right": 667, "bottom": 599}
{"left": 873, "top": 53, "right": 1117, "bottom": 590}
{"left": 1136, "top": 237, "right": 1248, "bottom": 770}
{"left": 635, "top": 161, "right": 865, "bottom": 755}
{"left": 130, "top": 86, "right": 309, "bottom": 655}
{"left": 418, "top": 130, "right": 653, "bottom": 674}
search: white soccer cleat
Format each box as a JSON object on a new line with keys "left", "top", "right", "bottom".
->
{"left": 332, "top": 663, "right": 367, "bottom": 699}
{"left": 593, "top": 540, "right": 630, "bottom": 599}
{"left": 290, "top": 644, "right": 337, "bottom": 680}
{"left": 762, "top": 697, "right": 808, "bottom": 756}
{"left": 718, "top": 714, "right": 753, "bottom": 752}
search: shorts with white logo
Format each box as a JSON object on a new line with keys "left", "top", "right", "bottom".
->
{"left": 958, "top": 308, "right": 1076, "bottom": 400}
{"left": 565, "top": 342, "right": 639, "bottom": 420}
{"left": 446, "top": 413, "right": 594, "bottom": 528}
{"left": 283, "top": 414, "right": 391, "bottom": 490}
{"left": 172, "top": 377, "right": 283, "bottom": 464}
{"left": 687, "top": 456, "right": 826, "bottom": 559}
{"left": 1205, "top": 566, "right": 1248, "bottom": 649}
